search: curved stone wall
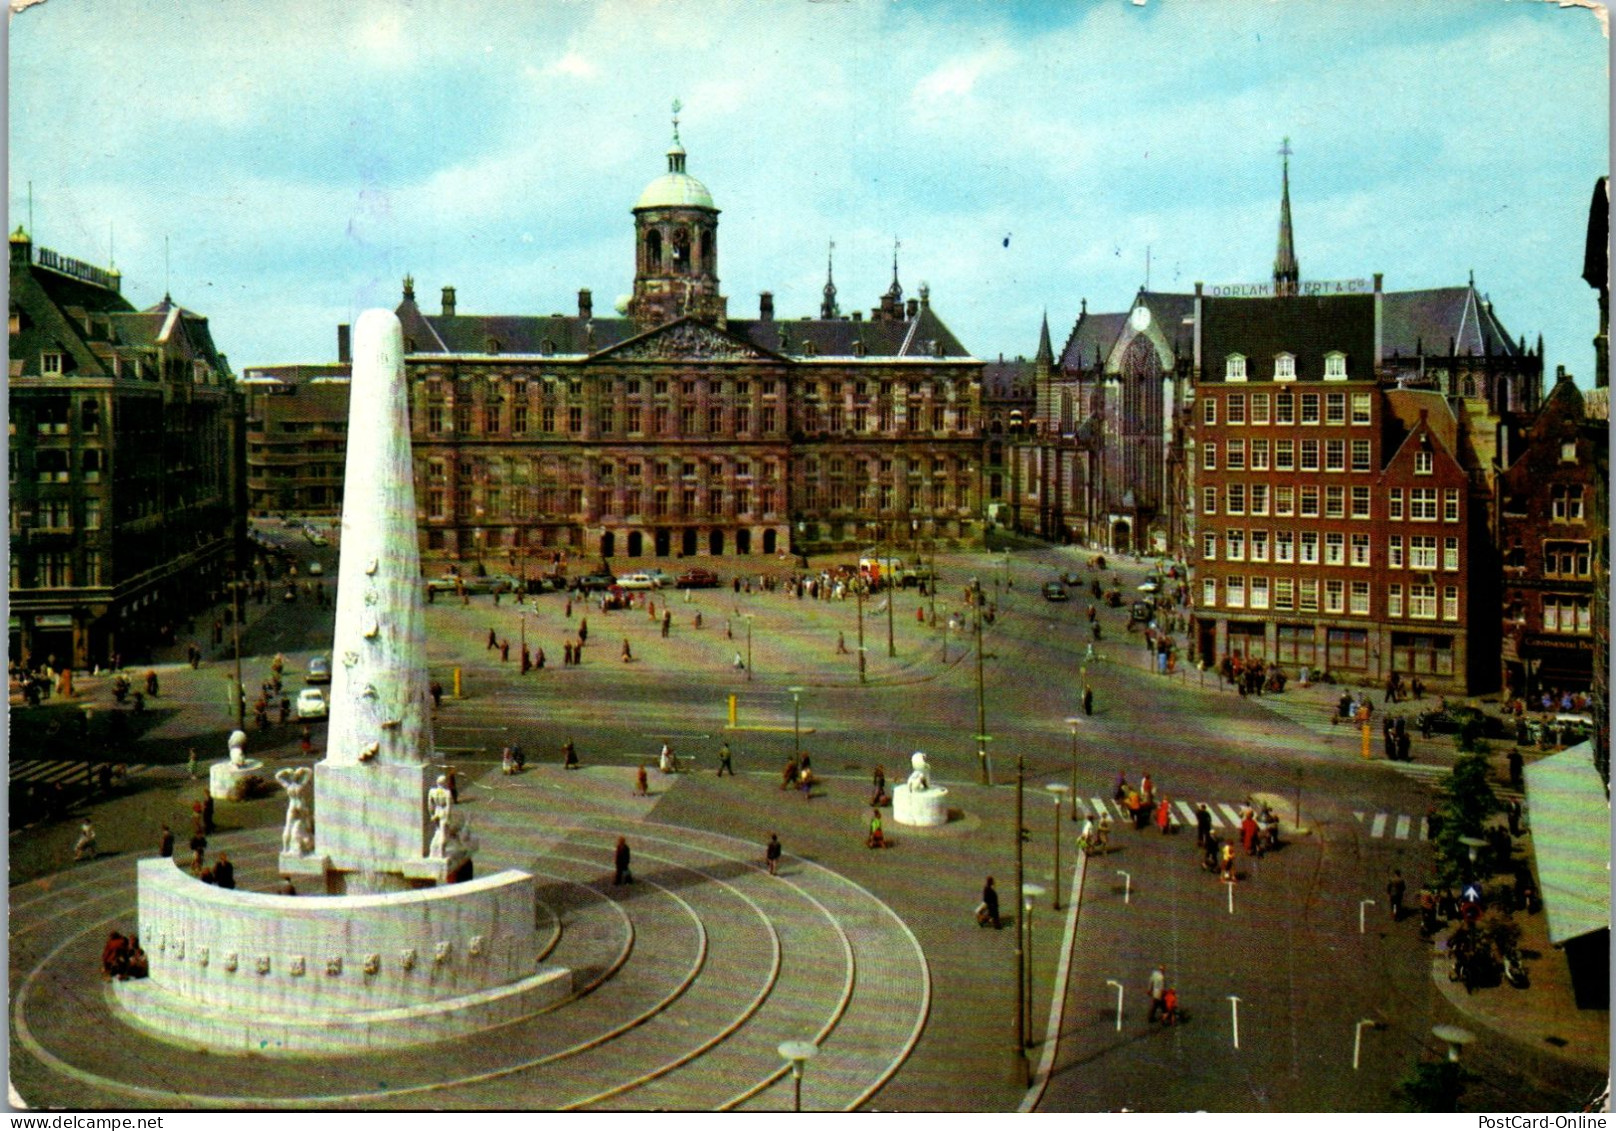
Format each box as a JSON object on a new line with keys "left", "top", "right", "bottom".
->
{"left": 111, "top": 857, "right": 569, "bottom": 1052}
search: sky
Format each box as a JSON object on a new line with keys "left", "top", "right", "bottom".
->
{"left": 8, "top": 0, "right": 1610, "bottom": 383}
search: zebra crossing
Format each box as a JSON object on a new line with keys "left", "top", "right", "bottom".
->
{"left": 9, "top": 759, "right": 158, "bottom": 787}
{"left": 1076, "top": 793, "right": 1430, "bottom": 842}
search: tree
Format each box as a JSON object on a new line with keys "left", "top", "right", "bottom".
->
{"left": 1396, "top": 1060, "right": 1472, "bottom": 1112}
{"left": 1432, "top": 751, "right": 1499, "bottom": 886}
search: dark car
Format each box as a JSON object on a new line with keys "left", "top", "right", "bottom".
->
{"left": 1061, "top": 570, "right": 1083, "bottom": 586}
{"left": 676, "top": 567, "right": 721, "bottom": 588}
{"left": 575, "top": 572, "right": 617, "bottom": 592}
{"left": 1129, "top": 601, "right": 1154, "bottom": 624}
{"left": 1042, "top": 582, "right": 1069, "bottom": 602}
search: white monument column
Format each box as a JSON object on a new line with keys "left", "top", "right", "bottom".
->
{"left": 280, "top": 309, "right": 465, "bottom": 893}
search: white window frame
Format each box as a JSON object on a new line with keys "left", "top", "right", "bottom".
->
{"left": 1276, "top": 530, "right": 1295, "bottom": 563}
{"left": 1349, "top": 581, "right": 1371, "bottom": 616}
{"left": 1274, "top": 353, "right": 1296, "bottom": 381}
{"left": 1225, "top": 354, "right": 1247, "bottom": 382}
{"left": 1323, "top": 352, "right": 1348, "bottom": 381}
{"left": 1324, "top": 579, "right": 1345, "bottom": 613}
{"left": 1350, "top": 533, "right": 1371, "bottom": 567}
{"left": 1387, "top": 584, "right": 1403, "bottom": 618}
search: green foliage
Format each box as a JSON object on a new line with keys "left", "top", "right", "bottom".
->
{"left": 1396, "top": 1060, "right": 1472, "bottom": 1111}
{"left": 1432, "top": 752, "right": 1500, "bottom": 882}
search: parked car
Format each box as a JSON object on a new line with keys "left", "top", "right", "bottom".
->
{"left": 296, "top": 688, "right": 328, "bottom": 720}
{"left": 617, "top": 572, "right": 659, "bottom": 590}
{"left": 1042, "top": 582, "right": 1069, "bottom": 602}
{"left": 676, "top": 567, "right": 721, "bottom": 588}
{"left": 1129, "top": 601, "right": 1155, "bottom": 624}
{"left": 575, "top": 572, "right": 618, "bottom": 592}
{"left": 306, "top": 656, "right": 331, "bottom": 685}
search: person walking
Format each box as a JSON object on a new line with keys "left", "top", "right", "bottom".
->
{"left": 613, "top": 837, "right": 633, "bottom": 885}
{"left": 978, "top": 876, "right": 1001, "bottom": 928}
{"left": 1508, "top": 748, "right": 1524, "bottom": 791}
{"left": 1082, "top": 684, "right": 1094, "bottom": 716}
{"left": 189, "top": 829, "right": 208, "bottom": 872}
{"left": 563, "top": 739, "right": 579, "bottom": 770}
{"left": 716, "top": 742, "right": 734, "bottom": 777}
{"left": 765, "top": 833, "right": 782, "bottom": 876}
{"left": 213, "top": 853, "right": 236, "bottom": 890}
{"left": 186, "top": 747, "right": 199, "bottom": 780}
{"left": 661, "top": 611, "right": 671, "bottom": 638}
{"left": 158, "top": 823, "right": 174, "bottom": 858}
{"left": 1220, "top": 842, "right": 1237, "bottom": 882}
{"left": 1147, "top": 964, "right": 1167, "bottom": 1022}
{"left": 1387, "top": 868, "right": 1407, "bottom": 921}
{"left": 622, "top": 638, "right": 633, "bottom": 663}
{"left": 73, "top": 819, "right": 98, "bottom": 861}
{"left": 1155, "top": 796, "right": 1172, "bottom": 835}
{"left": 202, "top": 793, "right": 215, "bottom": 835}
{"left": 635, "top": 764, "right": 649, "bottom": 796}
{"left": 866, "top": 808, "right": 885, "bottom": 847}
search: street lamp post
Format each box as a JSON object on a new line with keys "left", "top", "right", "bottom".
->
{"left": 1064, "top": 716, "right": 1082, "bottom": 821}
{"left": 232, "top": 576, "right": 245, "bottom": 730}
{"left": 974, "top": 579, "right": 989, "bottom": 784}
{"left": 1046, "top": 784, "right": 1069, "bottom": 909}
{"left": 776, "top": 1040, "right": 818, "bottom": 1112}
{"left": 743, "top": 614, "right": 754, "bottom": 683}
{"left": 1012, "top": 740, "right": 1027, "bottom": 1076}
{"left": 885, "top": 523, "right": 896, "bottom": 659}
{"left": 788, "top": 686, "right": 803, "bottom": 760}
{"left": 855, "top": 581, "right": 866, "bottom": 684}
{"left": 1021, "top": 882, "right": 1046, "bottom": 1053}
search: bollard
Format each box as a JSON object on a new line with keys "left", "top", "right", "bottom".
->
{"left": 728, "top": 693, "right": 737, "bottom": 728}
{"left": 453, "top": 666, "right": 463, "bottom": 699}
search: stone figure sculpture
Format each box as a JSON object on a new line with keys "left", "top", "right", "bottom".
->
{"left": 276, "top": 766, "right": 314, "bottom": 854}
{"left": 228, "top": 729, "right": 248, "bottom": 768}
{"left": 907, "top": 751, "right": 931, "bottom": 793}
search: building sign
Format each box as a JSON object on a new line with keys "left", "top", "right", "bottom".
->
{"left": 1207, "top": 279, "right": 1374, "bottom": 299}
{"left": 34, "top": 614, "right": 74, "bottom": 628}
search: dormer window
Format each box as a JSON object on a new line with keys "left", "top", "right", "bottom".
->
{"left": 41, "top": 351, "right": 62, "bottom": 375}
{"left": 1273, "top": 353, "right": 1295, "bottom": 381}
{"left": 1324, "top": 352, "right": 1348, "bottom": 381}
{"left": 1225, "top": 354, "right": 1247, "bottom": 382}
{"left": 486, "top": 338, "right": 501, "bottom": 355}
{"left": 540, "top": 339, "right": 555, "bottom": 356}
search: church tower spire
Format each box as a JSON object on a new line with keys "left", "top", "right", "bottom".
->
{"left": 1035, "top": 309, "right": 1054, "bottom": 366}
{"left": 1274, "top": 137, "right": 1300, "bottom": 297}
{"left": 821, "top": 239, "right": 840, "bottom": 319}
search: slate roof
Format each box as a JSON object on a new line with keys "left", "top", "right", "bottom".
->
{"left": 241, "top": 363, "right": 352, "bottom": 384}
{"left": 394, "top": 302, "right": 974, "bottom": 361}
{"left": 981, "top": 355, "right": 1036, "bottom": 400}
{"left": 1383, "top": 387, "right": 1475, "bottom": 472}
{"left": 9, "top": 245, "right": 133, "bottom": 378}
{"left": 1381, "top": 286, "right": 1524, "bottom": 359}
{"left": 1200, "top": 294, "right": 1376, "bottom": 382}
{"left": 1058, "top": 311, "right": 1128, "bottom": 372}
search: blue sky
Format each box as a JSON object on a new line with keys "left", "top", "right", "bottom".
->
{"left": 9, "top": 0, "right": 1609, "bottom": 381}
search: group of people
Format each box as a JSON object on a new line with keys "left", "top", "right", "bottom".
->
{"left": 1112, "top": 770, "right": 1173, "bottom": 834}
{"left": 1219, "top": 654, "right": 1285, "bottom": 697}
{"left": 101, "top": 932, "right": 149, "bottom": 980}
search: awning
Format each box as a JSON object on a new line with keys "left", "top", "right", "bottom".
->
{"left": 1522, "top": 740, "right": 1611, "bottom": 945}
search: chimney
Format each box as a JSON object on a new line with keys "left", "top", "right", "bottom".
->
{"left": 851, "top": 310, "right": 863, "bottom": 322}
{"left": 760, "top": 291, "right": 774, "bottom": 321}
{"left": 1373, "top": 273, "right": 1384, "bottom": 373}
{"left": 578, "top": 288, "right": 593, "bottom": 320}
{"left": 441, "top": 286, "right": 456, "bottom": 317}
{"left": 906, "top": 297, "right": 920, "bottom": 318}
{"left": 337, "top": 324, "right": 351, "bottom": 364}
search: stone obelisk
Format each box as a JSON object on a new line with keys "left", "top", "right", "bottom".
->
{"left": 280, "top": 309, "right": 469, "bottom": 893}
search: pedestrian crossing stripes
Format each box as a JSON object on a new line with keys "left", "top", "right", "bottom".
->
{"left": 1076, "top": 792, "right": 1430, "bottom": 842}
{"left": 9, "top": 760, "right": 155, "bottom": 787}
{"left": 1353, "top": 811, "right": 1428, "bottom": 840}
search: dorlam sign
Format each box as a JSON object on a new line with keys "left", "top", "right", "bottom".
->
{"left": 1207, "top": 279, "right": 1373, "bottom": 298}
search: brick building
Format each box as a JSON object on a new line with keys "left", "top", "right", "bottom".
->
{"left": 240, "top": 363, "right": 352, "bottom": 515}
{"left": 7, "top": 228, "right": 240, "bottom": 667}
{"left": 1497, "top": 368, "right": 1604, "bottom": 701}
{"left": 355, "top": 120, "right": 986, "bottom": 573}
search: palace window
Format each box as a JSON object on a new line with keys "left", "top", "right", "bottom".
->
{"left": 568, "top": 406, "right": 583, "bottom": 434}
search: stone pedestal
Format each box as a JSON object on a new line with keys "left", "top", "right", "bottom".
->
{"left": 892, "top": 784, "right": 949, "bottom": 827}
{"left": 209, "top": 759, "right": 265, "bottom": 802}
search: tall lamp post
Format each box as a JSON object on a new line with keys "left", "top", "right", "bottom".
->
{"left": 1021, "top": 882, "right": 1046, "bottom": 1062}
{"left": 788, "top": 686, "right": 803, "bottom": 760}
{"left": 974, "top": 579, "right": 989, "bottom": 784}
{"left": 742, "top": 613, "right": 755, "bottom": 683}
{"left": 1064, "top": 717, "right": 1082, "bottom": 820}
{"left": 885, "top": 522, "right": 896, "bottom": 658}
{"left": 1046, "top": 784, "right": 1069, "bottom": 909}
{"left": 232, "top": 575, "right": 245, "bottom": 730}
{"left": 855, "top": 580, "right": 867, "bottom": 684}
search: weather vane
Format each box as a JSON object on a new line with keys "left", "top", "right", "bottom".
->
{"left": 672, "top": 98, "right": 682, "bottom": 143}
